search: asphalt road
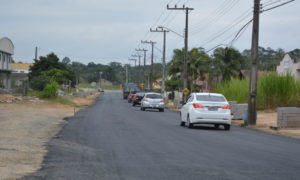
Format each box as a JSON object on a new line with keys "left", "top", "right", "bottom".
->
{"left": 22, "top": 91, "right": 300, "bottom": 180}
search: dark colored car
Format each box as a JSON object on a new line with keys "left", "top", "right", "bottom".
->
{"left": 132, "top": 92, "right": 145, "bottom": 106}
{"left": 97, "top": 88, "right": 104, "bottom": 92}
{"left": 122, "top": 83, "right": 140, "bottom": 99}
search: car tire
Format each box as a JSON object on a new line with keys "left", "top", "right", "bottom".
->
{"left": 141, "top": 107, "right": 145, "bottom": 111}
{"left": 180, "top": 121, "right": 185, "bottom": 126}
{"left": 132, "top": 103, "right": 136, "bottom": 106}
{"left": 224, "top": 125, "right": 231, "bottom": 131}
{"left": 159, "top": 108, "right": 164, "bottom": 112}
{"left": 186, "top": 115, "right": 193, "bottom": 129}
{"left": 214, "top": 124, "right": 220, "bottom": 129}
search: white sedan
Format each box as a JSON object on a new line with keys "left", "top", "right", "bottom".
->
{"left": 180, "top": 93, "right": 231, "bottom": 130}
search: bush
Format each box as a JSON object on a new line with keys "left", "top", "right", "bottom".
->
{"left": 30, "top": 75, "right": 51, "bottom": 91}
{"left": 168, "top": 91, "right": 175, "bottom": 100}
{"left": 41, "top": 81, "right": 59, "bottom": 99}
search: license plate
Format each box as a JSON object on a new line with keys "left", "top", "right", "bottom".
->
{"left": 208, "top": 107, "right": 218, "bottom": 111}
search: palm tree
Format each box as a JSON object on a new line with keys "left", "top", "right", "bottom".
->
{"left": 212, "top": 47, "right": 244, "bottom": 82}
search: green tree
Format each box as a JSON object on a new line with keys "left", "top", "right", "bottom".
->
{"left": 29, "top": 53, "right": 76, "bottom": 89}
{"left": 213, "top": 47, "right": 245, "bottom": 82}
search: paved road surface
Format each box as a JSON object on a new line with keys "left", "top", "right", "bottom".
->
{"left": 22, "top": 91, "right": 300, "bottom": 180}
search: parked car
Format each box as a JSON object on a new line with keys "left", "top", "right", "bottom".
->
{"left": 140, "top": 93, "right": 165, "bottom": 112}
{"left": 97, "top": 88, "right": 104, "bottom": 92}
{"left": 127, "top": 91, "right": 137, "bottom": 103}
{"left": 132, "top": 92, "right": 145, "bottom": 106}
{"left": 180, "top": 93, "right": 231, "bottom": 130}
{"left": 122, "top": 83, "right": 140, "bottom": 99}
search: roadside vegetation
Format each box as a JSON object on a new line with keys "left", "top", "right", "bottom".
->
{"left": 214, "top": 73, "right": 300, "bottom": 109}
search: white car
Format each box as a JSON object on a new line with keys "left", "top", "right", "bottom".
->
{"left": 141, "top": 93, "right": 165, "bottom": 112}
{"left": 180, "top": 93, "right": 231, "bottom": 130}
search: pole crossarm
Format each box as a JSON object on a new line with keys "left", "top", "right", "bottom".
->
{"left": 167, "top": 4, "right": 194, "bottom": 11}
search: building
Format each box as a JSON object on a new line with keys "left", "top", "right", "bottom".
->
{"left": 277, "top": 53, "right": 300, "bottom": 80}
{"left": 0, "top": 37, "right": 14, "bottom": 89}
{"left": 11, "top": 63, "right": 32, "bottom": 86}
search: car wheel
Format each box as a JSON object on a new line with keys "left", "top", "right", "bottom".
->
{"left": 186, "top": 115, "right": 193, "bottom": 129}
{"left": 159, "top": 108, "right": 164, "bottom": 112}
{"left": 180, "top": 113, "right": 185, "bottom": 126}
{"left": 214, "top": 124, "right": 220, "bottom": 129}
{"left": 132, "top": 103, "right": 136, "bottom": 106}
{"left": 224, "top": 125, "right": 231, "bottom": 131}
{"left": 141, "top": 107, "right": 145, "bottom": 111}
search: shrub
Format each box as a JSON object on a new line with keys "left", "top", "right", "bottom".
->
{"left": 41, "top": 81, "right": 59, "bottom": 99}
{"left": 30, "top": 75, "right": 51, "bottom": 91}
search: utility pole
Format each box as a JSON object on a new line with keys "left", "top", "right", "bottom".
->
{"left": 132, "top": 54, "right": 142, "bottom": 67}
{"left": 150, "top": 27, "right": 169, "bottom": 96}
{"left": 167, "top": 4, "right": 194, "bottom": 102}
{"left": 35, "top": 46, "right": 38, "bottom": 61}
{"left": 132, "top": 54, "right": 143, "bottom": 84}
{"left": 141, "top": 40, "right": 156, "bottom": 90}
{"left": 135, "top": 49, "right": 148, "bottom": 67}
{"left": 125, "top": 65, "right": 128, "bottom": 83}
{"left": 136, "top": 48, "right": 148, "bottom": 87}
{"left": 248, "top": 0, "right": 260, "bottom": 125}
{"left": 129, "top": 58, "right": 137, "bottom": 67}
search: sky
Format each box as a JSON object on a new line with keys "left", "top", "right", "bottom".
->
{"left": 0, "top": 0, "right": 299, "bottom": 65}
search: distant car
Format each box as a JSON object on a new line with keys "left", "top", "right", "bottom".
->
{"left": 127, "top": 91, "right": 137, "bottom": 103}
{"left": 180, "top": 93, "right": 231, "bottom": 130}
{"left": 97, "top": 88, "right": 104, "bottom": 92}
{"left": 132, "top": 92, "right": 145, "bottom": 106}
{"left": 140, "top": 93, "right": 165, "bottom": 112}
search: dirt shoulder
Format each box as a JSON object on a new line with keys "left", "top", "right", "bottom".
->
{"left": 0, "top": 93, "right": 99, "bottom": 180}
{"left": 232, "top": 111, "right": 300, "bottom": 139}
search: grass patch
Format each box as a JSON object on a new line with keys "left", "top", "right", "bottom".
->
{"left": 214, "top": 73, "right": 300, "bottom": 109}
{"left": 77, "top": 83, "right": 96, "bottom": 89}
{"left": 48, "top": 97, "right": 79, "bottom": 107}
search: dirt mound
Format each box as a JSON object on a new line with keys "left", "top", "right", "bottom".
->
{"left": 0, "top": 94, "right": 22, "bottom": 103}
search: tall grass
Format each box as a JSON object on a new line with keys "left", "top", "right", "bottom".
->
{"left": 214, "top": 74, "right": 300, "bottom": 109}
{"left": 214, "top": 79, "right": 249, "bottom": 104}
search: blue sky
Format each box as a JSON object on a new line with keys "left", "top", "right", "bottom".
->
{"left": 0, "top": 0, "right": 299, "bottom": 65}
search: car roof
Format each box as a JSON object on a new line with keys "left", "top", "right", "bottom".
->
{"left": 144, "top": 92, "right": 161, "bottom": 95}
{"left": 193, "top": 92, "right": 224, "bottom": 96}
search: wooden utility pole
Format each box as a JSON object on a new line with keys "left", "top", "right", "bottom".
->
{"left": 167, "top": 4, "right": 193, "bottom": 102}
{"left": 248, "top": 0, "right": 260, "bottom": 125}
{"left": 141, "top": 40, "right": 156, "bottom": 90}
{"left": 35, "top": 46, "right": 38, "bottom": 61}
{"left": 150, "top": 27, "right": 169, "bottom": 95}
{"left": 136, "top": 48, "right": 148, "bottom": 87}
{"left": 132, "top": 54, "right": 142, "bottom": 67}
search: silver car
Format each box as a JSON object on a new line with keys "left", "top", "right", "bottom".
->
{"left": 140, "top": 93, "right": 165, "bottom": 112}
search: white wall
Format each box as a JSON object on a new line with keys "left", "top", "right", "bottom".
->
{"left": 277, "top": 54, "right": 300, "bottom": 80}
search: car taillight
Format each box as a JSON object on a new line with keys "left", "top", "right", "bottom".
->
{"left": 160, "top": 100, "right": 164, "bottom": 103}
{"left": 222, "top": 106, "right": 230, "bottom": 109}
{"left": 143, "top": 99, "right": 148, "bottom": 102}
{"left": 193, "top": 104, "right": 204, "bottom": 108}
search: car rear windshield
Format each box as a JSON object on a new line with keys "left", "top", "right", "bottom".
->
{"left": 136, "top": 93, "right": 144, "bottom": 97}
{"left": 146, "top": 94, "right": 162, "bottom": 99}
{"left": 196, "top": 95, "right": 225, "bottom": 102}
